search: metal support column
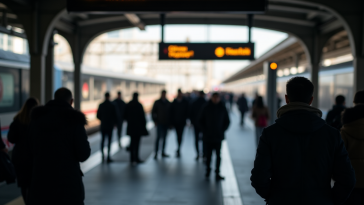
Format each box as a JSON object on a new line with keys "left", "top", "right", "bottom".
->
{"left": 45, "top": 30, "right": 56, "bottom": 102}
{"left": 264, "top": 61, "right": 277, "bottom": 126}
{"left": 354, "top": 56, "right": 364, "bottom": 92}
{"left": 248, "top": 14, "right": 253, "bottom": 43}
{"left": 30, "top": 54, "right": 46, "bottom": 104}
{"left": 74, "top": 30, "right": 82, "bottom": 110}
{"left": 310, "top": 32, "right": 321, "bottom": 108}
{"left": 160, "top": 14, "right": 165, "bottom": 43}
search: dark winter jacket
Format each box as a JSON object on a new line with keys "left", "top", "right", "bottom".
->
{"left": 251, "top": 102, "right": 356, "bottom": 205}
{"left": 237, "top": 96, "right": 248, "bottom": 112}
{"left": 326, "top": 105, "right": 346, "bottom": 130}
{"left": 170, "top": 98, "right": 189, "bottom": 127}
{"left": 97, "top": 100, "right": 118, "bottom": 130}
{"left": 7, "top": 119, "right": 31, "bottom": 187}
{"left": 113, "top": 98, "right": 126, "bottom": 124}
{"left": 28, "top": 100, "right": 91, "bottom": 205}
{"left": 341, "top": 104, "right": 364, "bottom": 188}
{"left": 0, "top": 136, "right": 5, "bottom": 150}
{"left": 124, "top": 99, "right": 148, "bottom": 137}
{"left": 199, "top": 101, "right": 230, "bottom": 142}
{"left": 152, "top": 99, "right": 171, "bottom": 126}
{"left": 190, "top": 97, "right": 207, "bottom": 126}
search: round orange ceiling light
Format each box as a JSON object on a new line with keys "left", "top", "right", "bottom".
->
{"left": 270, "top": 62, "right": 278, "bottom": 70}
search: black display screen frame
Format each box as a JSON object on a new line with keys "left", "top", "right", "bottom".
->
{"left": 159, "top": 43, "right": 255, "bottom": 60}
{"left": 67, "top": 0, "right": 267, "bottom": 13}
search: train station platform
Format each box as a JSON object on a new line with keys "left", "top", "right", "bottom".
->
{"left": 0, "top": 107, "right": 265, "bottom": 205}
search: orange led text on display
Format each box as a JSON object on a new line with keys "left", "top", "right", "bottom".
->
{"left": 168, "top": 45, "right": 195, "bottom": 59}
{"left": 215, "top": 47, "right": 252, "bottom": 58}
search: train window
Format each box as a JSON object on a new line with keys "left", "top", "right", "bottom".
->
{"left": 82, "top": 79, "right": 90, "bottom": 101}
{"left": 94, "top": 79, "right": 106, "bottom": 100}
{"left": 0, "top": 67, "right": 20, "bottom": 113}
{"left": 21, "top": 70, "right": 30, "bottom": 105}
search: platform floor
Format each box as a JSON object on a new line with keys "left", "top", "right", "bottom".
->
{"left": 1, "top": 107, "right": 265, "bottom": 205}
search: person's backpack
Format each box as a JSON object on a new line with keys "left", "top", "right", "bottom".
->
{"left": 257, "top": 115, "right": 268, "bottom": 127}
{"left": 330, "top": 114, "right": 342, "bottom": 130}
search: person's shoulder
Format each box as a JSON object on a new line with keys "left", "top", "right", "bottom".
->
{"left": 32, "top": 105, "right": 87, "bottom": 126}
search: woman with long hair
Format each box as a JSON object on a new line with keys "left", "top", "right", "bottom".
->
{"left": 8, "top": 97, "right": 39, "bottom": 204}
{"left": 251, "top": 96, "right": 269, "bottom": 147}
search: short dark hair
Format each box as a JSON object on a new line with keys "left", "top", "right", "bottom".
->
{"left": 286, "top": 77, "right": 314, "bottom": 104}
{"left": 354, "top": 90, "right": 364, "bottom": 104}
{"left": 177, "top": 89, "right": 182, "bottom": 93}
{"left": 335, "top": 95, "right": 345, "bottom": 105}
{"left": 212, "top": 92, "right": 220, "bottom": 97}
{"left": 54, "top": 88, "right": 72, "bottom": 102}
{"left": 117, "top": 91, "right": 121, "bottom": 95}
{"left": 199, "top": 91, "right": 205, "bottom": 96}
{"left": 161, "top": 90, "right": 166, "bottom": 94}
{"left": 105, "top": 92, "right": 110, "bottom": 98}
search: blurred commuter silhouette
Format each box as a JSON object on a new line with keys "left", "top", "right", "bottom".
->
{"left": 0, "top": 135, "right": 6, "bottom": 153}
{"left": 190, "top": 91, "right": 207, "bottom": 160}
{"left": 237, "top": 93, "right": 248, "bottom": 126}
{"left": 251, "top": 77, "right": 356, "bottom": 205}
{"left": 124, "top": 93, "right": 148, "bottom": 164}
{"left": 354, "top": 90, "right": 364, "bottom": 105}
{"left": 326, "top": 95, "right": 346, "bottom": 130}
{"left": 251, "top": 96, "right": 269, "bottom": 146}
{"left": 113, "top": 91, "right": 126, "bottom": 148}
{"left": 170, "top": 89, "right": 189, "bottom": 158}
{"left": 28, "top": 88, "right": 91, "bottom": 205}
{"left": 341, "top": 103, "right": 364, "bottom": 205}
{"left": 97, "top": 92, "right": 118, "bottom": 163}
{"left": 152, "top": 90, "right": 171, "bottom": 159}
{"left": 7, "top": 97, "right": 39, "bottom": 204}
{"left": 199, "top": 93, "right": 230, "bottom": 180}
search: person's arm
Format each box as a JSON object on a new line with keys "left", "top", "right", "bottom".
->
{"left": 325, "top": 110, "right": 333, "bottom": 123}
{"left": 223, "top": 107, "right": 230, "bottom": 131}
{"left": 331, "top": 132, "right": 356, "bottom": 205}
{"left": 96, "top": 105, "right": 102, "bottom": 120}
{"left": 198, "top": 107, "right": 207, "bottom": 131}
{"left": 7, "top": 121, "right": 20, "bottom": 144}
{"left": 73, "top": 125, "right": 91, "bottom": 162}
{"left": 251, "top": 129, "right": 271, "bottom": 201}
{"left": 152, "top": 101, "right": 158, "bottom": 124}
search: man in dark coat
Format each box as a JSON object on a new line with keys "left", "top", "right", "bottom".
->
{"left": 190, "top": 91, "right": 207, "bottom": 160}
{"left": 237, "top": 93, "right": 248, "bottom": 126}
{"left": 170, "top": 89, "right": 189, "bottom": 157}
{"left": 325, "top": 95, "right": 346, "bottom": 130}
{"left": 97, "top": 92, "right": 118, "bottom": 163}
{"left": 124, "top": 93, "right": 148, "bottom": 164}
{"left": 251, "top": 77, "right": 356, "bottom": 205}
{"left": 113, "top": 91, "right": 126, "bottom": 148}
{"left": 199, "top": 93, "right": 230, "bottom": 180}
{"left": 28, "top": 88, "right": 91, "bottom": 205}
{"left": 152, "top": 90, "right": 171, "bottom": 159}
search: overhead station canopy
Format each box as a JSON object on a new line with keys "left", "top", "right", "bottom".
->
{"left": 67, "top": 0, "right": 267, "bottom": 13}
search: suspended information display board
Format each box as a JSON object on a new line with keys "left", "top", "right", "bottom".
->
{"left": 159, "top": 43, "right": 255, "bottom": 60}
{"left": 67, "top": 0, "right": 267, "bottom": 12}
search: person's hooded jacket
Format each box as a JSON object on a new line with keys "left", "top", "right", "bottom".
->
{"left": 341, "top": 104, "right": 364, "bottom": 188}
{"left": 170, "top": 97, "right": 189, "bottom": 127}
{"left": 28, "top": 100, "right": 91, "bottom": 205}
{"left": 97, "top": 100, "right": 118, "bottom": 130}
{"left": 124, "top": 98, "right": 149, "bottom": 137}
{"left": 152, "top": 98, "right": 171, "bottom": 126}
{"left": 189, "top": 96, "right": 206, "bottom": 126}
{"left": 251, "top": 102, "right": 356, "bottom": 205}
{"left": 199, "top": 100, "right": 230, "bottom": 143}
